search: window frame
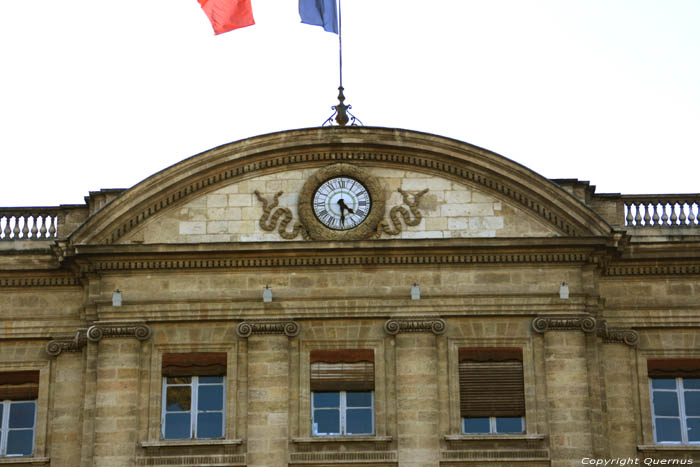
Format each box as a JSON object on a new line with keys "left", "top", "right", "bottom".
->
{"left": 0, "top": 364, "right": 48, "bottom": 459}
{"left": 145, "top": 344, "right": 237, "bottom": 445}
{"left": 649, "top": 377, "right": 700, "bottom": 445}
{"left": 448, "top": 339, "right": 534, "bottom": 436}
{"left": 161, "top": 375, "right": 226, "bottom": 440}
{"left": 311, "top": 390, "right": 375, "bottom": 437}
{"left": 0, "top": 399, "right": 38, "bottom": 457}
{"left": 461, "top": 415, "right": 525, "bottom": 435}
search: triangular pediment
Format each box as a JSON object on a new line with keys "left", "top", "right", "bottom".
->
{"left": 69, "top": 128, "right": 612, "bottom": 245}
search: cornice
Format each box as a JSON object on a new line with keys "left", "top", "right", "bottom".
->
{"left": 67, "top": 127, "right": 613, "bottom": 245}
{"left": 0, "top": 274, "right": 80, "bottom": 288}
{"left": 604, "top": 262, "right": 700, "bottom": 277}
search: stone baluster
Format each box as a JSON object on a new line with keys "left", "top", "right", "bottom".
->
{"left": 652, "top": 203, "right": 661, "bottom": 226}
{"left": 670, "top": 202, "right": 678, "bottom": 226}
{"left": 634, "top": 203, "right": 642, "bottom": 226}
{"left": 48, "top": 215, "right": 57, "bottom": 237}
{"left": 688, "top": 202, "right": 696, "bottom": 226}
{"left": 661, "top": 203, "right": 669, "bottom": 226}
{"left": 625, "top": 203, "right": 634, "bottom": 226}
{"left": 643, "top": 203, "right": 651, "bottom": 226}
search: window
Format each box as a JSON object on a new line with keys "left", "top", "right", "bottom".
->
{"left": 0, "top": 371, "right": 38, "bottom": 457}
{"left": 458, "top": 347, "right": 525, "bottom": 434}
{"left": 310, "top": 349, "right": 375, "bottom": 436}
{"left": 161, "top": 353, "right": 226, "bottom": 440}
{"left": 648, "top": 359, "right": 700, "bottom": 444}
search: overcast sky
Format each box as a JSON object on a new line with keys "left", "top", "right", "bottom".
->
{"left": 1, "top": 1, "right": 698, "bottom": 207}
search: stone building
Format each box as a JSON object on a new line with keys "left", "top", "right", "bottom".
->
{"left": 1, "top": 127, "right": 699, "bottom": 467}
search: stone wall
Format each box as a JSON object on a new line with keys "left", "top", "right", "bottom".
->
{"left": 123, "top": 168, "right": 557, "bottom": 244}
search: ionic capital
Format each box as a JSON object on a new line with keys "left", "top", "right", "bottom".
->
{"left": 86, "top": 322, "right": 152, "bottom": 342}
{"left": 383, "top": 317, "right": 446, "bottom": 335}
{"left": 236, "top": 320, "right": 300, "bottom": 338}
{"left": 598, "top": 320, "right": 639, "bottom": 347}
{"left": 531, "top": 315, "right": 597, "bottom": 334}
{"left": 46, "top": 329, "right": 88, "bottom": 357}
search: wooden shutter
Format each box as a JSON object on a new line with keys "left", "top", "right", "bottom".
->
{"left": 647, "top": 359, "right": 700, "bottom": 378}
{"left": 162, "top": 353, "right": 227, "bottom": 377}
{"left": 459, "top": 347, "right": 524, "bottom": 418}
{"left": 0, "top": 370, "right": 39, "bottom": 400}
{"left": 310, "top": 349, "right": 374, "bottom": 391}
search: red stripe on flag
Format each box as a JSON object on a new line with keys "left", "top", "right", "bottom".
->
{"left": 198, "top": 0, "right": 255, "bottom": 35}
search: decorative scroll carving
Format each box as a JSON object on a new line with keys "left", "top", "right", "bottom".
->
{"left": 86, "top": 323, "right": 152, "bottom": 342}
{"left": 384, "top": 317, "right": 446, "bottom": 335}
{"left": 236, "top": 320, "right": 300, "bottom": 338}
{"left": 377, "top": 188, "right": 429, "bottom": 237}
{"left": 531, "top": 316, "right": 597, "bottom": 334}
{"left": 253, "top": 190, "right": 308, "bottom": 240}
{"left": 46, "top": 329, "right": 87, "bottom": 357}
{"left": 598, "top": 320, "right": 639, "bottom": 347}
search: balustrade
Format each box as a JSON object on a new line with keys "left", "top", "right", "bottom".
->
{"left": 0, "top": 208, "right": 61, "bottom": 240}
{"left": 622, "top": 196, "right": 700, "bottom": 228}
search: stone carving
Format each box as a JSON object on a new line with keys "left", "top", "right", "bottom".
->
{"left": 253, "top": 190, "right": 308, "bottom": 240}
{"left": 384, "top": 317, "right": 446, "bottom": 335}
{"left": 598, "top": 320, "right": 639, "bottom": 347}
{"left": 236, "top": 320, "right": 300, "bottom": 338}
{"left": 377, "top": 188, "right": 429, "bottom": 236}
{"left": 298, "top": 163, "right": 387, "bottom": 241}
{"left": 46, "top": 329, "right": 87, "bottom": 357}
{"left": 531, "top": 316, "right": 597, "bottom": 334}
{"left": 289, "top": 452, "right": 397, "bottom": 463}
{"left": 86, "top": 323, "right": 152, "bottom": 342}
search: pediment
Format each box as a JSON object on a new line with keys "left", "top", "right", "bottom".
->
{"left": 68, "top": 127, "right": 612, "bottom": 245}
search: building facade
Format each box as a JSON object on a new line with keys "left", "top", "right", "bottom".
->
{"left": 1, "top": 127, "right": 699, "bottom": 467}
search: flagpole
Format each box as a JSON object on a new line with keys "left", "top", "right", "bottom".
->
{"left": 338, "top": 0, "right": 343, "bottom": 89}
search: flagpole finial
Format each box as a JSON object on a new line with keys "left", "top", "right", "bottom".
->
{"left": 323, "top": 87, "right": 363, "bottom": 127}
{"left": 334, "top": 87, "right": 350, "bottom": 126}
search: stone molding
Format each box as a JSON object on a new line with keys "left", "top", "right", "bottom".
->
{"left": 134, "top": 455, "right": 245, "bottom": 466}
{"left": 86, "top": 322, "right": 152, "bottom": 342}
{"left": 68, "top": 128, "right": 614, "bottom": 245}
{"left": 384, "top": 317, "right": 446, "bottom": 335}
{"left": 79, "top": 251, "right": 591, "bottom": 274}
{"left": 235, "top": 320, "right": 300, "bottom": 338}
{"left": 531, "top": 315, "right": 597, "bottom": 334}
{"left": 440, "top": 449, "right": 549, "bottom": 462}
{"left": 605, "top": 262, "right": 700, "bottom": 276}
{"left": 46, "top": 329, "right": 87, "bottom": 357}
{"left": 0, "top": 275, "right": 80, "bottom": 288}
{"left": 598, "top": 320, "right": 639, "bottom": 347}
{"left": 289, "top": 451, "right": 397, "bottom": 464}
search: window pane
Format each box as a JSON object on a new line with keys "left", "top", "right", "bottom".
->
{"left": 346, "top": 408, "right": 373, "bottom": 434}
{"left": 684, "top": 391, "right": 700, "bottom": 416}
{"left": 495, "top": 417, "right": 524, "bottom": 433}
{"left": 685, "top": 378, "right": 700, "bottom": 390}
{"left": 198, "top": 385, "right": 223, "bottom": 411}
{"left": 199, "top": 376, "right": 224, "bottom": 384}
{"left": 166, "top": 376, "right": 192, "bottom": 384}
{"left": 463, "top": 417, "right": 490, "bottom": 434}
{"left": 9, "top": 402, "right": 35, "bottom": 429}
{"left": 346, "top": 392, "right": 372, "bottom": 407}
{"left": 313, "top": 409, "right": 340, "bottom": 434}
{"left": 313, "top": 392, "right": 340, "bottom": 408}
{"left": 652, "top": 391, "right": 679, "bottom": 416}
{"left": 197, "top": 412, "right": 223, "bottom": 439}
{"left": 164, "top": 413, "right": 191, "bottom": 439}
{"left": 166, "top": 386, "right": 191, "bottom": 411}
{"left": 688, "top": 418, "right": 700, "bottom": 442}
{"left": 6, "top": 430, "right": 34, "bottom": 456}
{"left": 655, "top": 418, "right": 682, "bottom": 442}
{"left": 652, "top": 379, "right": 676, "bottom": 390}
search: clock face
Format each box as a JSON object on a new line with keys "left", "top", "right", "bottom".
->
{"left": 312, "top": 177, "right": 371, "bottom": 230}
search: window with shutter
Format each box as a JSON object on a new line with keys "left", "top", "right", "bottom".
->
{"left": 310, "top": 349, "right": 375, "bottom": 436}
{"left": 647, "top": 359, "right": 700, "bottom": 444}
{"left": 161, "top": 353, "right": 226, "bottom": 440}
{"left": 458, "top": 347, "right": 525, "bottom": 434}
{"left": 0, "top": 371, "right": 38, "bottom": 457}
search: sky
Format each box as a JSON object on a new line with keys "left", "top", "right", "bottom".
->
{"left": 1, "top": 0, "right": 699, "bottom": 207}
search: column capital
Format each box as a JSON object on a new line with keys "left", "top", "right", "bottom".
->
{"left": 236, "top": 319, "right": 300, "bottom": 338}
{"left": 531, "top": 315, "right": 597, "bottom": 334}
{"left": 87, "top": 322, "right": 152, "bottom": 342}
{"left": 384, "top": 317, "right": 446, "bottom": 335}
{"left": 46, "top": 329, "right": 88, "bottom": 357}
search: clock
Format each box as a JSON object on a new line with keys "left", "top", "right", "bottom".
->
{"left": 312, "top": 176, "right": 371, "bottom": 230}
{"left": 298, "top": 163, "right": 386, "bottom": 241}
